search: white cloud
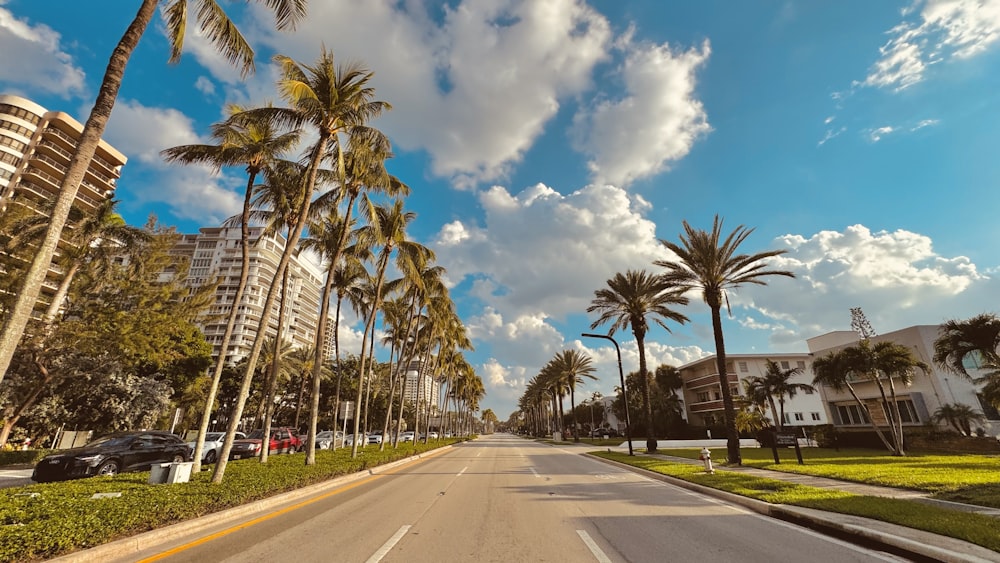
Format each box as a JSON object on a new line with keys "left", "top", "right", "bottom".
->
{"left": 103, "top": 100, "right": 201, "bottom": 165}
{"left": 869, "top": 125, "right": 895, "bottom": 142}
{"left": 194, "top": 76, "right": 216, "bottom": 96}
{"left": 861, "top": 0, "right": 1000, "bottom": 91}
{"left": 736, "top": 224, "right": 997, "bottom": 347}
{"left": 573, "top": 38, "right": 711, "bottom": 186}
{"left": 434, "top": 182, "right": 667, "bottom": 318}
{"left": 0, "top": 5, "right": 85, "bottom": 96}
{"left": 243, "top": 0, "right": 611, "bottom": 188}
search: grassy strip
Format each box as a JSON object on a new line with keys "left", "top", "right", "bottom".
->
{"left": 591, "top": 451, "right": 1000, "bottom": 553}
{"left": 656, "top": 447, "right": 1000, "bottom": 507}
{"left": 0, "top": 440, "right": 462, "bottom": 562}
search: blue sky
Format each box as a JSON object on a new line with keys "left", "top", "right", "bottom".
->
{"left": 3, "top": 0, "right": 1000, "bottom": 419}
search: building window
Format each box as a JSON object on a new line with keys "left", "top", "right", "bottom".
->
{"left": 713, "top": 391, "right": 721, "bottom": 401}
{"left": 738, "top": 361, "right": 748, "bottom": 372}
{"left": 780, "top": 360, "right": 790, "bottom": 369}
{"left": 782, "top": 413, "right": 791, "bottom": 424}
{"left": 811, "top": 412, "right": 822, "bottom": 421}
{"left": 882, "top": 400, "right": 920, "bottom": 424}
{"left": 793, "top": 412, "right": 804, "bottom": 421}
{"left": 796, "top": 361, "right": 806, "bottom": 369}
{"left": 836, "top": 404, "right": 869, "bottom": 425}
{"left": 697, "top": 391, "right": 710, "bottom": 402}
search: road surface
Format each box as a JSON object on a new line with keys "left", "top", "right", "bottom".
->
{"left": 118, "top": 434, "right": 904, "bottom": 562}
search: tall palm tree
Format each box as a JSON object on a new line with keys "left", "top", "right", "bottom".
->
{"left": 811, "top": 348, "right": 894, "bottom": 451}
{"left": 587, "top": 269, "right": 689, "bottom": 453}
{"left": 934, "top": 314, "right": 1000, "bottom": 408}
{"left": 213, "top": 48, "right": 388, "bottom": 483}
{"left": 655, "top": 216, "right": 794, "bottom": 464}
{"left": 546, "top": 350, "right": 597, "bottom": 442}
{"left": 161, "top": 104, "right": 299, "bottom": 472}
{"left": 0, "top": 0, "right": 306, "bottom": 387}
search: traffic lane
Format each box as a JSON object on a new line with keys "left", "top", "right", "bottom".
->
{"left": 504, "top": 441, "right": 899, "bottom": 563}
{"left": 139, "top": 444, "right": 487, "bottom": 563}
{"left": 0, "top": 467, "right": 34, "bottom": 489}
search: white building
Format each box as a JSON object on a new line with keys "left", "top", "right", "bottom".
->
{"left": 170, "top": 225, "right": 325, "bottom": 365}
{"left": 402, "top": 359, "right": 440, "bottom": 412}
{"left": 807, "top": 325, "right": 1000, "bottom": 437}
{"left": 678, "top": 353, "right": 829, "bottom": 429}
{"left": 0, "top": 94, "right": 127, "bottom": 314}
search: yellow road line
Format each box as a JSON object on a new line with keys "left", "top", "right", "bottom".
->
{"left": 138, "top": 450, "right": 450, "bottom": 562}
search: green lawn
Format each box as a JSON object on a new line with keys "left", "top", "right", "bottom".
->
{"left": 654, "top": 447, "right": 1000, "bottom": 507}
{"left": 591, "top": 451, "right": 1000, "bottom": 553}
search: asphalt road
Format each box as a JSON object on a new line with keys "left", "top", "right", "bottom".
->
{"left": 0, "top": 466, "right": 33, "bottom": 489}
{"left": 117, "top": 434, "right": 906, "bottom": 562}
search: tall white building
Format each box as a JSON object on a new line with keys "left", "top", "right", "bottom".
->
{"left": 402, "top": 359, "right": 440, "bottom": 411}
{"left": 0, "top": 94, "right": 127, "bottom": 313}
{"left": 171, "top": 225, "right": 325, "bottom": 365}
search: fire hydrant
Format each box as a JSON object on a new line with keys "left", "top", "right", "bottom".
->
{"left": 699, "top": 447, "right": 714, "bottom": 474}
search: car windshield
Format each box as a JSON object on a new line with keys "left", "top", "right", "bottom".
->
{"left": 205, "top": 433, "right": 224, "bottom": 441}
{"left": 85, "top": 435, "right": 133, "bottom": 448}
{"left": 246, "top": 430, "right": 266, "bottom": 440}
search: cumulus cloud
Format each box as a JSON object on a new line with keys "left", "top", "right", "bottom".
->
{"left": 735, "top": 224, "right": 997, "bottom": 346}
{"left": 0, "top": 5, "right": 85, "bottom": 96}
{"left": 573, "top": 38, "right": 712, "bottom": 186}
{"left": 860, "top": 0, "right": 1000, "bottom": 91}
{"left": 103, "top": 99, "right": 242, "bottom": 224}
{"left": 243, "top": 0, "right": 611, "bottom": 188}
{"left": 194, "top": 76, "right": 216, "bottom": 96}
{"left": 435, "top": 182, "right": 667, "bottom": 318}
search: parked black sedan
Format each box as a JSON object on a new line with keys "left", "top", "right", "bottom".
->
{"left": 31, "top": 431, "right": 190, "bottom": 482}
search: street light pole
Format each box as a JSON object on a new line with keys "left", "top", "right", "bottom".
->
{"left": 581, "top": 333, "right": 633, "bottom": 456}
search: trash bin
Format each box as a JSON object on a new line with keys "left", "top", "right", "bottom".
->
{"left": 149, "top": 462, "right": 171, "bottom": 484}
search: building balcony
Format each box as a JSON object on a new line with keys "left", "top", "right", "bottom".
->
{"left": 689, "top": 400, "right": 725, "bottom": 413}
{"left": 685, "top": 373, "right": 738, "bottom": 390}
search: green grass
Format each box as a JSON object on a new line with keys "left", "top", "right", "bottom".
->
{"left": 656, "top": 447, "right": 1000, "bottom": 505}
{"left": 591, "top": 451, "right": 1000, "bottom": 553}
{"left": 0, "top": 440, "right": 462, "bottom": 562}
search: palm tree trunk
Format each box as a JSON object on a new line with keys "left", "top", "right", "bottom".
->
{"left": 709, "top": 302, "right": 741, "bottom": 465}
{"left": 870, "top": 376, "right": 901, "bottom": 455}
{"left": 886, "top": 375, "right": 906, "bottom": 456}
{"left": 570, "top": 386, "right": 580, "bottom": 442}
{"left": 306, "top": 266, "right": 336, "bottom": 465}
{"left": 42, "top": 261, "right": 81, "bottom": 323}
{"left": 351, "top": 254, "right": 390, "bottom": 457}
{"left": 261, "top": 263, "right": 290, "bottom": 463}
{"left": 635, "top": 331, "right": 657, "bottom": 453}
{"left": 0, "top": 0, "right": 158, "bottom": 386}
{"left": 331, "top": 295, "right": 344, "bottom": 450}
{"left": 844, "top": 381, "right": 895, "bottom": 452}
{"left": 767, "top": 397, "right": 781, "bottom": 430}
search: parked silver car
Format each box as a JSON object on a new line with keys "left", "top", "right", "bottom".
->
{"left": 186, "top": 431, "right": 245, "bottom": 464}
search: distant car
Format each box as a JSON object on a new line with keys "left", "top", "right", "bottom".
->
{"left": 398, "top": 431, "right": 414, "bottom": 443}
{"left": 32, "top": 431, "right": 189, "bottom": 482}
{"left": 314, "top": 430, "right": 334, "bottom": 450}
{"left": 344, "top": 433, "right": 366, "bottom": 447}
{"left": 186, "top": 431, "right": 245, "bottom": 464}
{"left": 427, "top": 431, "right": 439, "bottom": 439}
{"left": 367, "top": 432, "right": 385, "bottom": 445}
{"left": 229, "top": 427, "right": 301, "bottom": 460}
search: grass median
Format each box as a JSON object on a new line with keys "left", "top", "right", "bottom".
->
{"left": 654, "top": 447, "right": 1000, "bottom": 508}
{"left": 0, "top": 440, "right": 462, "bottom": 563}
{"left": 591, "top": 451, "right": 1000, "bottom": 553}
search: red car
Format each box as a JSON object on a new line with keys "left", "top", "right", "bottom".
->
{"left": 228, "top": 427, "right": 301, "bottom": 460}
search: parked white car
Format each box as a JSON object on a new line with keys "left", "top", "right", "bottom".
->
{"left": 186, "top": 431, "right": 245, "bottom": 464}
{"left": 398, "top": 431, "right": 415, "bottom": 443}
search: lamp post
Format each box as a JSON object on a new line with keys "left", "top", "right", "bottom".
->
{"left": 581, "top": 333, "right": 633, "bottom": 455}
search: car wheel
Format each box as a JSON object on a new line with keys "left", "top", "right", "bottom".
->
{"left": 172, "top": 454, "right": 185, "bottom": 463}
{"left": 204, "top": 449, "right": 218, "bottom": 464}
{"left": 97, "top": 460, "right": 120, "bottom": 477}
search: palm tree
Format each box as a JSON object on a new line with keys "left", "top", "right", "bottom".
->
{"left": 0, "top": 0, "right": 306, "bottom": 387}
{"left": 587, "top": 269, "right": 689, "bottom": 453}
{"left": 934, "top": 314, "right": 1000, "bottom": 408}
{"left": 748, "top": 360, "right": 814, "bottom": 429}
{"left": 213, "top": 48, "right": 389, "bottom": 482}
{"left": 932, "top": 403, "right": 988, "bottom": 436}
{"left": 655, "top": 216, "right": 794, "bottom": 464}
{"left": 811, "top": 348, "right": 894, "bottom": 452}
{"left": 546, "top": 350, "right": 597, "bottom": 442}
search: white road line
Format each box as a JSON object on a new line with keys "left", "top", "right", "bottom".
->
{"left": 529, "top": 467, "right": 540, "bottom": 478}
{"left": 576, "top": 530, "right": 613, "bottom": 563}
{"left": 457, "top": 466, "right": 467, "bottom": 476}
{"left": 365, "top": 525, "right": 411, "bottom": 563}
{"left": 476, "top": 451, "right": 482, "bottom": 457}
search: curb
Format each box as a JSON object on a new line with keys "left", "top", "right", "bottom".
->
{"left": 51, "top": 446, "right": 453, "bottom": 562}
{"left": 586, "top": 453, "right": 1000, "bottom": 563}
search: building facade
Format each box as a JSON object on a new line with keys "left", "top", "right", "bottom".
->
{"left": 0, "top": 94, "right": 127, "bottom": 313}
{"left": 807, "top": 325, "right": 1000, "bottom": 437}
{"left": 678, "top": 353, "right": 829, "bottom": 429}
{"left": 170, "top": 225, "right": 325, "bottom": 365}
{"left": 402, "top": 359, "right": 440, "bottom": 413}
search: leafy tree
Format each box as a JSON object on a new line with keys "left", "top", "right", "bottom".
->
{"left": 656, "top": 215, "right": 794, "bottom": 464}
{"left": 933, "top": 314, "right": 1000, "bottom": 408}
{"left": 932, "top": 403, "right": 988, "bottom": 436}
{"left": 744, "top": 360, "right": 814, "bottom": 429}
{"left": 588, "top": 269, "right": 688, "bottom": 453}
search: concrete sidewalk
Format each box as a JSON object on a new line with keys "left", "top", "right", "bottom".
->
{"left": 576, "top": 442, "right": 1000, "bottom": 562}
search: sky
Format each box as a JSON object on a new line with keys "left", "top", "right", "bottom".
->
{"left": 2, "top": 0, "right": 1000, "bottom": 421}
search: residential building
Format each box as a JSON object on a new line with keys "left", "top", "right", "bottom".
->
{"left": 678, "top": 353, "right": 828, "bottom": 429}
{"left": 170, "top": 225, "right": 324, "bottom": 365}
{"left": 807, "top": 325, "right": 1000, "bottom": 437}
{"left": 402, "top": 359, "right": 440, "bottom": 412}
{"left": 0, "top": 94, "right": 126, "bottom": 313}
